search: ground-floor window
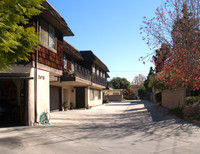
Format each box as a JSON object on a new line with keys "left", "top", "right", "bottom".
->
{"left": 90, "top": 89, "right": 94, "bottom": 100}
{"left": 90, "top": 89, "right": 101, "bottom": 100}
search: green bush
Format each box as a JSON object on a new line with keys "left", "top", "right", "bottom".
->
{"left": 103, "top": 100, "right": 109, "bottom": 104}
{"left": 138, "top": 86, "right": 149, "bottom": 100}
{"left": 170, "top": 107, "right": 184, "bottom": 119}
{"left": 155, "top": 91, "right": 162, "bottom": 103}
{"left": 186, "top": 96, "right": 200, "bottom": 105}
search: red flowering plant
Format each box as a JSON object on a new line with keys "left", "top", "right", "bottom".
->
{"left": 123, "top": 89, "right": 129, "bottom": 95}
{"left": 130, "top": 89, "right": 136, "bottom": 95}
{"left": 123, "top": 89, "right": 137, "bottom": 100}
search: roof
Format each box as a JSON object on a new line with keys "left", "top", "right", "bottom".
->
{"left": 41, "top": 1, "right": 74, "bottom": 36}
{"left": 63, "top": 41, "right": 83, "bottom": 60}
{"left": 0, "top": 73, "right": 33, "bottom": 80}
{"left": 80, "top": 51, "right": 109, "bottom": 72}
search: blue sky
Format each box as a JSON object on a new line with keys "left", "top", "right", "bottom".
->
{"left": 47, "top": 0, "right": 162, "bottom": 82}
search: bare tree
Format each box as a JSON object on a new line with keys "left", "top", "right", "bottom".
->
{"left": 132, "top": 74, "right": 146, "bottom": 86}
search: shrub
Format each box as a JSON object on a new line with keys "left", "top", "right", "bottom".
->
{"left": 186, "top": 96, "right": 200, "bottom": 105}
{"left": 170, "top": 107, "right": 184, "bottom": 119}
{"left": 138, "top": 86, "right": 149, "bottom": 100}
{"left": 183, "top": 102, "right": 200, "bottom": 117}
{"left": 103, "top": 100, "right": 109, "bottom": 104}
{"left": 130, "top": 89, "right": 136, "bottom": 95}
{"left": 155, "top": 91, "right": 162, "bottom": 103}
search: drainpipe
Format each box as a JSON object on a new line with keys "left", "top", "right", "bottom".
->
{"left": 34, "top": 17, "right": 39, "bottom": 124}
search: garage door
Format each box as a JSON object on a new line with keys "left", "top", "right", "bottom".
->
{"left": 50, "top": 86, "right": 62, "bottom": 111}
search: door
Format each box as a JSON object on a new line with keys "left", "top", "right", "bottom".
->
{"left": 50, "top": 86, "right": 62, "bottom": 111}
{"left": 76, "top": 87, "right": 85, "bottom": 108}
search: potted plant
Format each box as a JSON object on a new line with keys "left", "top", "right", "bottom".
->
{"left": 62, "top": 102, "right": 68, "bottom": 111}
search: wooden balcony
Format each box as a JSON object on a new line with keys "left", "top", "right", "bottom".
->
{"left": 92, "top": 74, "right": 107, "bottom": 86}
{"left": 61, "top": 63, "right": 107, "bottom": 87}
{"left": 61, "top": 63, "right": 91, "bottom": 82}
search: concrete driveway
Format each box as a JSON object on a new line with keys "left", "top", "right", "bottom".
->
{"left": 1, "top": 100, "right": 200, "bottom": 154}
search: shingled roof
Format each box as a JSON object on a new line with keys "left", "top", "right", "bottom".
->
{"left": 41, "top": 1, "right": 74, "bottom": 36}
{"left": 80, "top": 51, "right": 109, "bottom": 72}
{"left": 63, "top": 41, "right": 83, "bottom": 60}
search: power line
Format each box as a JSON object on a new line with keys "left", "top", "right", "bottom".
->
{"left": 110, "top": 70, "right": 150, "bottom": 72}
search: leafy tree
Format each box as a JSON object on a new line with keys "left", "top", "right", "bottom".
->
{"left": 110, "top": 77, "right": 131, "bottom": 91}
{"left": 137, "top": 67, "right": 154, "bottom": 100}
{"left": 0, "top": 0, "right": 44, "bottom": 70}
{"left": 148, "top": 73, "right": 166, "bottom": 90}
{"left": 157, "top": 4, "right": 200, "bottom": 92}
{"left": 143, "top": 67, "right": 154, "bottom": 93}
{"left": 132, "top": 74, "right": 146, "bottom": 87}
{"left": 141, "top": 0, "right": 200, "bottom": 92}
{"left": 153, "top": 43, "right": 171, "bottom": 73}
{"left": 137, "top": 86, "right": 148, "bottom": 100}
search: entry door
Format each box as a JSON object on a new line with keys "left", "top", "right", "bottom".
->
{"left": 76, "top": 87, "right": 85, "bottom": 108}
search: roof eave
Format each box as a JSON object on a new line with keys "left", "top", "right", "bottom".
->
{"left": 42, "top": 1, "right": 74, "bottom": 36}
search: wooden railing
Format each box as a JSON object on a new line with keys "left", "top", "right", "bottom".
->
{"left": 92, "top": 74, "right": 107, "bottom": 86}
{"left": 63, "top": 63, "right": 107, "bottom": 86}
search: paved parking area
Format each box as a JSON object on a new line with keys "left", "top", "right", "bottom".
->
{"left": 1, "top": 100, "right": 200, "bottom": 154}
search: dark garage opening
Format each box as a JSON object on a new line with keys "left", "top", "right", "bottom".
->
{"left": 0, "top": 80, "right": 28, "bottom": 127}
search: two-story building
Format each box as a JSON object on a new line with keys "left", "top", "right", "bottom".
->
{"left": 51, "top": 41, "right": 110, "bottom": 110}
{"left": 0, "top": 1, "right": 109, "bottom": 126}
{"left": 0, "top": 1, "right": 73, "bottom": 126}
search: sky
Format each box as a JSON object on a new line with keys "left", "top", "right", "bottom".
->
{"left": 47, "top": 0, "right": 162, "bottom": 83}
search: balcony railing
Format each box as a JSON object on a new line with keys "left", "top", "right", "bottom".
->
{"left": 74, "top": 63, "right": 91, "bottom": 80}
{"left": 63, "top": 63, "right": 91, "bottom": 81}
{"left": 92, "top": 74, "right": 107, "bottom": 86}
{"left": 62, "top": 63, "right": 107, "bottom": 86}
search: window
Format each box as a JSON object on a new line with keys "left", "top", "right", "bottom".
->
{"left": 90, "top": 89, "right": 101, "bottom": 100}
{"left": 96, "top": 67, "right": 99, "bottom": 76}
{"left": 98, "top": 90, "right": 101, "bottom": 99}
{"left": 90, "top": 89, "right": 94, "bottom": 100}
{"left": 71, "top": 61, "right": 74, "bottom": 72}
{"left": 102, "top": 72, "right": 105, "bottom": 78}
{"left": 49, "top": 25, "right": 55, "bottom": 49}
{"left": 92, "top": 64, "right": 95, "bottom": 73}
{"left": 40, "top": 18, "right": 56, "bottom": 50}
{"left": 63, "top": 54, "right": 67, "bottom": 70}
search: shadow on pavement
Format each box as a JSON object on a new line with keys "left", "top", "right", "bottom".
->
{"left": 0, "top": 100, "right": 199, "bottom": 150}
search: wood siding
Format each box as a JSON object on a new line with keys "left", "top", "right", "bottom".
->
{"left": 31, "top": 39, "right": 63, "bottom": 70}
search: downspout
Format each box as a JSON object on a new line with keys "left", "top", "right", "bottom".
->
{"left": 34, "top": 17, "right": 39, "bottom": 124}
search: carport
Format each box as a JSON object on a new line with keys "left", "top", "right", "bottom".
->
{"left": 0, "top": 73, "right": 32, "bottom": 126}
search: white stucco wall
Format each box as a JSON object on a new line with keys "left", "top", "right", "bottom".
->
{"left": 87, "top": 88, "right": 103, "bottom": 108}
{"left": 62, "top": 86, "right": 75, "bottom": 109}
{"left": 36, "top": 69, "right": 50, "bottom": 122}
{"left": 28, "top": 68, "right": 35, "bottom": 125}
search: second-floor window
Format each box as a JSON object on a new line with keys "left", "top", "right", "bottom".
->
{"left": 71, "top": 60, "right": 74, "bottom": 72}
{"left": 96, "top": 67, "right": 99, "bottom": 76}
{"left": 103, "top": 72, "right": 106, "bottom": 78}
{"left": 40, "top": 18, "right": 56, "bottom": 50}
{"left": 63, "top": 54, "right": 67, "bottom": 70}
{"left": 92, "top": 64, "right": 95, "bottom": 73}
